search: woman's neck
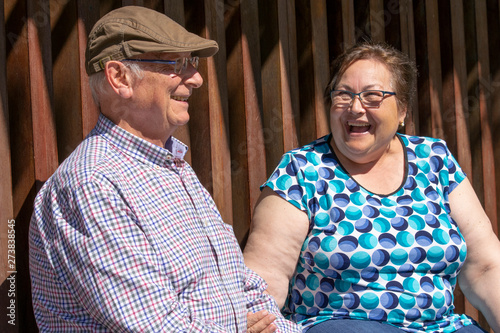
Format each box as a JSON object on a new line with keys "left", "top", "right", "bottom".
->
{"left": 331, "top": 135, "right": 406, "bottom": 195}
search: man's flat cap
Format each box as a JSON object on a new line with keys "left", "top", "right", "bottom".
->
{"left": 85, "top": 6, "right": 219, "bottom": 74}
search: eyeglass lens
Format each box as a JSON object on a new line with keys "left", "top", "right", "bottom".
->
{"left": 175, "top": 57, "right": 199, "bottom": 74}
{"left": 332, "top": 90, "right": 387, "bottom": 107}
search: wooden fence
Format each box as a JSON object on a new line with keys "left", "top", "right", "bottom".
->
{"left": 1, "top": 0, "right": 499, "bottom": 331}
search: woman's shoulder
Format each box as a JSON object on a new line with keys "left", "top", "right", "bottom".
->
{"left": 398, "top": 133, "right": 446, "bottom": 145}
{"left": 398, "top": 133, "right": 451, "bottom": 155}
{"left": 285, "top": 134, "right": 332, "bottom": 155}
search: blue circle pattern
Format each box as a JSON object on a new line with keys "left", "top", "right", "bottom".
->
{"left": 263, "top": 134, "right": 473, "bottom": 332}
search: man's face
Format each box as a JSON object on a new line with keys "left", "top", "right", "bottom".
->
{"left": 127, "top": 52, "right": 203, "bottom": 145}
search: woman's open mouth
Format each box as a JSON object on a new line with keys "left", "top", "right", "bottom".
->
{"left": 348, "top": 121, "right": 371, "bottom": 133}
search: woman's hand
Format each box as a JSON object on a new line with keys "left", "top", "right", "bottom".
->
{"left": 247, "top": 310, "right": 277, "bottom": 333}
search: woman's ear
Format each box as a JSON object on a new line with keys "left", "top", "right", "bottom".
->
{"left": 104, "top": 61, "right": 133, "bottom": 99}
{"left": 399, "top": 106, "right": 408, "bottom": 125}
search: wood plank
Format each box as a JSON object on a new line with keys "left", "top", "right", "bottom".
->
{"left": 77, "top": 0, "right": 100, "bottom": 139}
{"left": 225, "top": 0, "right": 251, "bottom": 242}
{"left": 450, "top": 0, "right": 472, "bottom": 178}
{"left": 296, "top": 0, "right": 318, "bottom": 145}
{"left": 425, "top": 0, "right": 443, "bottom": 139}
{"left": 0, "top": 0, "right": 14, "bottom": 283}
{"left": 277, "top": 0, "right": 299, "bottom": 152}
{"left": 399, "top": 0, "right": 418, "bottom": 135}
{"left": 51, "top": 0, "right": 83, "bottom": 162}
{"left": 475, "top": 0, "right": 497, "bottom": 235}
{"left": 0, "top": 2, "right": 16, "bottom": 332}
{"left": 239, "top": 0, "right": 268, "bottom": 239}
{"left": 204, "top": 0, "right": 233, "bottom": 225}
{"left": 436, "top": 1, "right": 456, "bottom": 152}
{"left": 490, "top": 0, "right": 500, "bottom": 239}
{"left": 369, "top": 0, "right": 385, "bottom": 42}
{"left": 310, "top": 0, "right": 330, "bottom": 138}
{"left": 448, "top": 0, "right": 470, "bottom": 317}
{"left": 28, "top": 0, "right": 58, "bottom": 184}
{"left": 341, "top": 0, "right": 356, "bottom": 49}
{"left": 259, "top": 0, "right": 285, "bottom": 174}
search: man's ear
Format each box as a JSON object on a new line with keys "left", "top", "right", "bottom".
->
{"left": 104, "top": 61, "right": 133, "bottom": 99}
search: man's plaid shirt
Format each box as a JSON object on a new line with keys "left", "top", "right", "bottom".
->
{"left": 29, "top": 114, "right": 300, "bottom": 332}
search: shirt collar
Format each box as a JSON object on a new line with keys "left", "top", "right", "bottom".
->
{"left": 94, "top": 114, "right": 189, "bottom": 167}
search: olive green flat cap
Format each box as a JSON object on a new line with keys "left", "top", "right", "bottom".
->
{"left": 85, "top": 6, "right": 219, "bottom": 75}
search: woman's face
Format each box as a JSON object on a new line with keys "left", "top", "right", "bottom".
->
{"left": 329, "top": 59, "right": 406, "bottom": 164}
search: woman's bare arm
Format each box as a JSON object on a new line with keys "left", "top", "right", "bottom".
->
{"left": 244, "top": 187, "right": 310, "bottom": 308}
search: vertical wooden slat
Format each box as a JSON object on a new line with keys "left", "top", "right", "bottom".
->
{"left": 0, "top": 0, "right": 13, "bottom": 282}
{"left": 52, "top": 0, "right": 83, "bottom": 162}
{"left": 475, "top": 0, "right": 497, "bottom": 235}
{"left": 399, "top": 0, "right": 418, "bottom": 135}
{"left": 5, "top": 0, "right": 35, "bottom": 331}
{"left": 204, "top": 0, "right": 233, "bottom": 225}
{"left": 310, "top": 0, "right": 330, "bottom": 138}
{"left": 29, "top": 0, "right": 58, "bottom": 185}
{"left": 474, "top": 6, "right": 497, "bottom": 327}
{"left": 369, "top": 0, "right": 385, "bottom": 42}
{"left": 492, "top": 0, "right": 500, "bottom": 238}
{"left": 296, "top": 0, "right": 318, "bottom": 145}
{"left": 437, "top": 1, "right": 456, "bottom": 152}
{"left": 448, "top": 0, "right": 470, "bottom": 317}
{"left": 23, "top": 2, "right": 58, "bottom": 330}
{"left": 226, "top": 0, "right": 250, "bottom": 241}
{"left": 259, "top": 0, "right": 284, "bottom": 173}
{"left": 425, "top": 0, "right": 443, "bottom": 139}
{"left": 278, "top": 0, "right": 299, "bottom": 152}
{"left": 237, "top": 0, "right": 268, "bottom": 241}
{"left": 77, "top": 0, "right": 100, "bottom": 139}
{"left": 450, "top": 0, "right": 472, "bottom": 178}
{"left": 0, "top": 2, "right": 16, "bottom": 332}
{"left": 342, "top": 0, "right": 356, "bottom": 49}
{"left": 240, "top": 0, "right": 267, "bottom": 214}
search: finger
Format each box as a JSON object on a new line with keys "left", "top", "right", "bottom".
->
{"left": 247, "top": 312, "right": 277, "bottom": 333}
{"left": 247, "top": 310, "right": 268, "bottom": 327}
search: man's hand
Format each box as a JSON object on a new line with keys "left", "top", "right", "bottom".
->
{"left": 247, "top": 310, "right": 277, "bottom": 333}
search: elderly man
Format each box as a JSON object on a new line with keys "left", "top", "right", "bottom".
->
{"left": 29, "top": 6, "right": 300, "bottom": 332}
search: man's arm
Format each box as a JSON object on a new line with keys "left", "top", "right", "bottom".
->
{"left": 33, "top": 180, "right": 225, "bottom": 332}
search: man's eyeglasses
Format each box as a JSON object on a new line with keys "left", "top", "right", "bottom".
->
{"left": 122, "top": 56, "right": 199, "bottom": 75}
{"left": 330, "top": 89, "right": 396, "bottom": 108}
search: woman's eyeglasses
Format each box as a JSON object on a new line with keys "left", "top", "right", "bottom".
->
{"left": 330, "top": 89, "right": 396, "bottom": 108}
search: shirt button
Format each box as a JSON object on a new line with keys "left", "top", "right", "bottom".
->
{"left": 166, "top": 155, "right": 172, "bottom": 160}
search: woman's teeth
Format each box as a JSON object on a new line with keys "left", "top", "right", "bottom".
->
{"left": 348, "top": 122, "right": 370, "bottom": 133}
{"left": 172, "top": 96, "right": 188, "bottom": 102}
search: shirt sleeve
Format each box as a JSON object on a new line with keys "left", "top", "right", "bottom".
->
{"left": 46, "top": 180, "right": 226, "bottom": 333}
{"left": 243, "top": 267, "right": 302, "bottom": 333}
{"left": 261, "top": 152, "right": 311, "bottom": 219}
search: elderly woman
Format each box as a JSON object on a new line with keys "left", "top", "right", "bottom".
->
{"left": 243, "top": 42, "right": 500, "bottom": 333}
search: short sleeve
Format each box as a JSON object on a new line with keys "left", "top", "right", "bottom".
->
{"left": 429, "top": 140, "right": 467, "bottom": 195}
{"left": 262, "top": 152, "right": 312, "bottom": 219}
